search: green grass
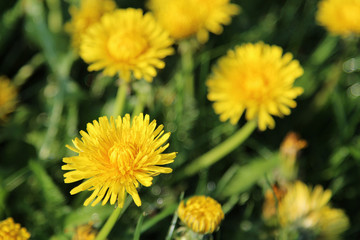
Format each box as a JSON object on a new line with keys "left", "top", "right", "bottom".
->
{"left": 0, "top": 0, "right": 360, "bottom": 239}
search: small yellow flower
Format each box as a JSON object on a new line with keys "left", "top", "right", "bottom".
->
{"left": 207, "top": 42, "right": 304, "bottom": 131}
{"left": 65, "top": 0, "right": 116, "bottom": 52}
{"left": 147, "top": 0, "right": 240, "bottom": 43}
{"left": 0, "top": 217, "right": 30, "bottom": 240}
{"left": 316, "top": 0, "right": 360, "bottom": 37}
{"left": 0, "top": 76, "right": 17, "bottom": 121}
{"left": 178, "top": 196, "right": 224, "bottom": 234}
{"left": 73, "top": 223, "right": 97, "bottom": 240}
{"left": 80, "top": 8, "right": 174, "bottom": 82}
{"left": 62, "top": 113, "right": 176, "bottom": 208}
{"left": 278, "top": 181, "right": 349, "bottom": 239}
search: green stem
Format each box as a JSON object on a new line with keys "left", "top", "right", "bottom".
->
{"left": 95, "top": 196, "right": 132, "bottom": 240}
{"left": 165, "top": 192, "right": 184, "bottom": 240}
{"left": 113, "top": 80, "right": 129, "bottom": 117}
{"left": 180, "top": 120, "right": 257, "bottom": 179}
{"left": 222, "top": 195, "right": 240, "bottom": 214}
{"left": 132, "top": 94, "right": 145, "bottom": 117}
{"left": 179, "top": 40, "right": 195, "bottom": 99}
{"left": 13, "top": 53, "right": 45, "bottom": 87}
{"left": 95, "top": 207, "right": 122, "bottom": 240}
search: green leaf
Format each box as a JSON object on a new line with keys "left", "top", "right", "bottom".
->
{"left": 28, "top": 160, "right": 65, "bottom": 207}
{"left": 64, "top": 205, "right": 114, "bottom": 232}
{"left": 219, "top": 155, "right": 280, "bottom": 198}
{"left": 141, "top": 203, "right": 178, "bottom": 234}
{"left": 133, "top": 213, "right": 145, "bottom": 240}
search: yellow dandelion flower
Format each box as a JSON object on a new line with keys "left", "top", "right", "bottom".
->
{"left": 316, "top": 0, "right": 360, "bottom": 37}
{"left": 0, "top": 218, "right": 30, "bottom": 240}
{"left": 147, "top": 0, "right": 240, "bottom": 43}
{"left": 80, "top": 8, "right": 174, "bottom": 82}
{"left": 65, "top": 0, "right": 116, "bottom": 52}
{"left": 206, "top": 42, "right": 304, "bottom": 131}
{"left": 178, "top": 196, "right": 224, "bottom": 234}
{"left": 317, "top": 207, "right": 350, "bottom": 240}
{"left": 0, "top": 76, "right": 17, "bottom": 121}
{"left": 73, "top": 223, "right": 97, "bottom": 240}
{"left": 62, "top": 113, "right": 176, "bottom": 208}
{"left": 278, "top": 181, "right": 349, "bottom": 239}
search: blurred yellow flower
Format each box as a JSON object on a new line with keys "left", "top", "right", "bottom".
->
{"left": 65, "top": 0, "right": 116, "bottom": 52}
{"left": 80, "top": 8, "right": 174, "bottom": 82}
{"left": 72, "top": 223, "right": 97, "bottom": 240}
{"left": 0, "top": 217, "right": 30, "bottom": 240}
{"left": 178, "top": 196, "right": 224, "bottom": 234}
{"left": 278, "top": 181, "right": 349, "bottom": 239}
{"left": 62, "top": 113, "right": 176, "bottom": 208}
{"left": 147, "top": 0, "right": 240, "bottom": 43}
{"left": 316, "top": 0, "right": 360, "bottom": 36}
{"left": 0, "top": 76, "right": 17, "bottom": 121}
{"left": 207, "top": 42, "right": 304, "bottom": 131}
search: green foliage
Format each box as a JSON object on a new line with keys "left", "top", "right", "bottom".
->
{"left": 0, "top": 0, "right": 359, "bottom": 239}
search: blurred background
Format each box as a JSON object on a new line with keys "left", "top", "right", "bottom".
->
{"left": 0, "top": 0, "right": 360, "bottom": 239}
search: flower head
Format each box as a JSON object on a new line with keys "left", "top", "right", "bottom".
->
{"left": 147, "top": 0, "right": 240, "bottom": 43}
{"left": 278, "top": 181, "right": 349, "bottom": 239}
{"left": 178, "top": 196, "right": 224, "bottom": 234}
{"left": 316, "top": 0, "right": 360, "bottom": 37}
{"left": 65, "top": 0, "right": 116, "bottom": 52}
{"left": 0, "top": 218, "right": 30, "bottom": 240}
{"left": 80, "top": 8, "right": 174, "bottom": 82}
{"left": 62, "top": 113, "right": 176, "bottom": 207}
{"left": 73, "top": 223, "right": 97, "bottom": 240}
{"left": 207, "top": 42, "right": 304, "bottom": 131}
{"left": 0, "top": 76, "right": 17, "bottom": 121}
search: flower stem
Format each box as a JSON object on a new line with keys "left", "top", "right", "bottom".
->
{"left": 95, "top": 206, "right": 123, "bottom": 240}
{"left": 132, "top": 93, "right": 145, "bottom": 117}
{"left": 179, "top": 40, "right": 195, "bottom": 99}
{"left": 113, "top": 80, "right": 129, "bottom": 117}
{"left": 165, "top": 192, "right": 184, "bottom": 240}
{"left": 95, "top": 196, "right": 131, "bottom": 240}
{"left": 180, "top": 119, "right": 257, "bottom": 179}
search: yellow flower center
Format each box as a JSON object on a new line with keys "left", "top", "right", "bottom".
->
{"left": 232, "top": 68, "right": 272, "bottom": 104}
{"left": 107, "top": 31, "right": 148, "bottom": 61}
{"left": 109, "top": 141, "right": 138, "bottom": 169}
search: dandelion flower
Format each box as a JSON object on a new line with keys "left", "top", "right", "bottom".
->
{"left": 0, "top": 76, "right": 17, "bottom": 121}
{"left": 148, "top": 0, "right": 240, "bottom": 43}
{"left": 62, "top": 113, "right": 176, "bottom": 208}
{"left": 73, "top": 223, "right": 97, "bottom": 240}
{"left": 178, "top": 196, "right": 224, "bottom": 234}
{"left": 0, "top": 218, "right": 30, "bottom": 240}
{"left": 65, "top": 0, "right": 116, "bottom": 52}
{"left": 207, "top": 42, "right": 304, "bottom": 131}
{"left": 80, "top": 8, "right": 174, "bottom": 82}
{"left": 316, "top": 0, "right": 360, "bottom": 37}
{"left": 278, "top": 181, "right": 349, "bottom": 239}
